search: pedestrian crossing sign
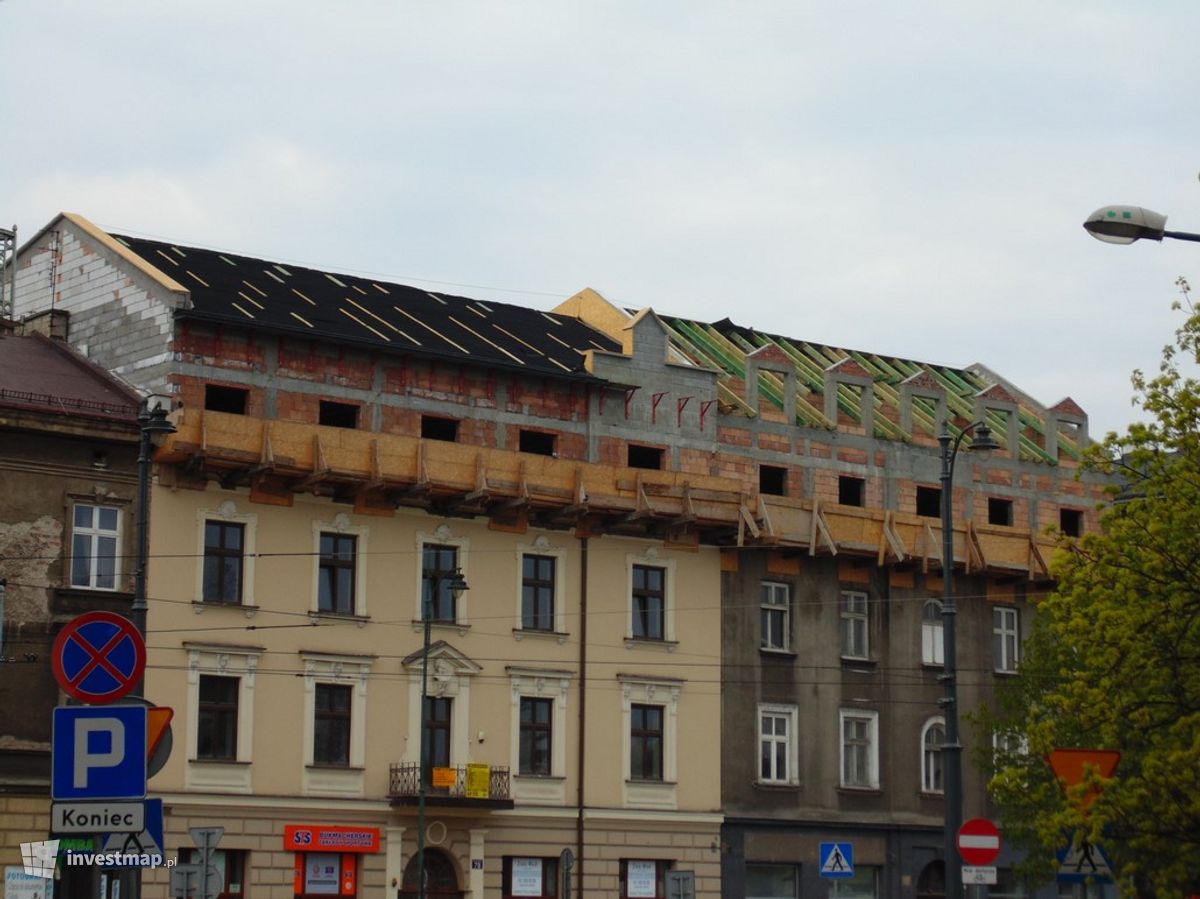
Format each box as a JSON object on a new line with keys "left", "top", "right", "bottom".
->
{"left": 1057, "top": 834, "right": 1113, "bottom": 883}
{"left": 819, "top": 842, "right": 854, "bottom": 878}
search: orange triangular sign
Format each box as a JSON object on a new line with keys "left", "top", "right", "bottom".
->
{"left": 148, "top": 707, "right": 174, "bottom": 757}
{"left": 1048, "top": 748, "right": 1119, "bottom": 809}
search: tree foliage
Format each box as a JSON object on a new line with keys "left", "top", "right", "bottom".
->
{"left": 986, "top": 282, "right": 1200, "bottom": 896}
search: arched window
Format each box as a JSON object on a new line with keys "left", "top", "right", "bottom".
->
{"left": 921, "top": 600, "right": 944, "bottom": 666}
{"left": 922, "top": 717, "right": 945, "bottom": 793}
{"left": 401, "top": 848, "right": 462, "bottom": 897}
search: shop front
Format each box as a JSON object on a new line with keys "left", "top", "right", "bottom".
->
{"left": 285, "top": 824, "right": 382, "bottom": 898}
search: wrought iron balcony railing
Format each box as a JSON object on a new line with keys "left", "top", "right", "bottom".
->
{"left": 388, "top": 762, "right": 513, "bottom": 808}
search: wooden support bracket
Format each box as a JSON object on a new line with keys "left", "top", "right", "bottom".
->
{"left": 1027, "top": 537, "right": 1049, "bottom": 581}
{"left": 295, "top": 433, "right": 331, "bottom": 490}
{"left": 808, "top": 499, "right": 837, "bottom": 557}
{"left": 878, "top": 510, "right": 907, "bottom": 565}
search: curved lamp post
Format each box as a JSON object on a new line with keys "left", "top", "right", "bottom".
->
{"left": 1083, "top": 205, "right": 1200, "bottom": 245}
{"left": 416, "top": 568, "right": 468, "bottom": 899}
{"left": 938, "top": 419, "right": 998, "bottom": 899}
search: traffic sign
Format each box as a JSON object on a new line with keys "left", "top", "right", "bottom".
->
{"left": 52, "top": 705, "right": 147, "bottom": 800}
{"left": 963, "top": 865, "right": 998, "bottom": 885}
{"left": 957, "top": 818, "right": 1002, "bottom": 866}
{"left": 1057, "top": 835, "right": 1114, "bottom": 883}
{"left": 52, "top": 801, "right": 145, "bottom": 834}
{"left": 51, "top": 612, "right": 146, "bottom": 704}
{"left": 1048, "top": 749, "right": 1120, "bottom": 810}
{"left": 102, "top": 798, "right": 164, "bottom": 863}
{"left": 818, "top": 843, "right": 854, "bottom": 878}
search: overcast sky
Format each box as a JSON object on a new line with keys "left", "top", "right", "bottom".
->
{"left": 4, "top": 1, "right": 1199, "bottom": 437}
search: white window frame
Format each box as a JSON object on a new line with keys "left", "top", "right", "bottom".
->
{"left": 619, "top": 676, "right": 681, "bottom": 809}
{"left": 514, "top": 537, "right": 567, "bottom": 634}
{"left": 625, "top": 548, "right": 676, "bottom": 643}
{"left": 992, "top": 730, "right": 1029, "bottom": 758}
{"left": 921, "top": 599, "right": 944, "bottom": 666}
{"left": 921, "top": 716, "right": 945, "bottom": 794}
{"left": 414, "top": 527, "right": 470, "bottom": 625}
{"left": 195, "top": 501, "right": 257, "bottom": 607}
{"left": 840, "top": 589, "right": 869, "bottom": 660}
{"left": 70, "top": 503, "right": 123, "bottom": 590}
{"left": 839, "top": 709, "right": 879, "bottom": 789}
{"left": 311, "top": 514, "right": 369, "bottom": 617}
{"left": 757, "top": 703, "right": 799, "bottom": 785}
{"left": 300, "top": 651, "right": 372, "bottom": 797}
{"left": 184, "top": 643, "right": 260, "bottom": 794}
{"left": 993, "top": 606, "right": 1020, "bottom": 673}
{"left": 760, "top": 582, "right": 790, "bottom": 651}
{"left": 509, "top": 667, "right": 572, "bottom": 804}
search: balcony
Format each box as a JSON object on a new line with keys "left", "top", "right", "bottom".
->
{"left": 388, "top": 763, "right": 514, "bottom": 810}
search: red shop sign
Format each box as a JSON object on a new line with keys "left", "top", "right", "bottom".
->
{"left": 284, "top": 824, "right": 381, "bottom": 853}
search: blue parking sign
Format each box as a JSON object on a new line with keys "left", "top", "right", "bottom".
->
{"left": 52, "top": 706, "right": 147, "bottom": 800}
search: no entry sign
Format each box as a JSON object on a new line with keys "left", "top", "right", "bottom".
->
{"left": 51, "top": 611, "right": 146, "bottom": 703}
{"left": 957, "top": 818, "right": 1001, "bottom": 866}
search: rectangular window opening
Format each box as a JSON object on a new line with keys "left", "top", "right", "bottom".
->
{"left": 521, "top": 554, "right": 556, "bottom": 631}
{"left": 838, "top": 475, "right": 865, "bottom": 507}
{"left": 313, "top": 683, "right": 352, "bottom": 767}
{"left": 759, "top": 465, "right": 787, "bottom": 496}
{"left": 916, "top": 485, "right": 941, "bottom": 518}
{"left": 204, "top": 384, "right": 248, "bottom": 415}
{"left": 197, "top": 674, "right": 239, "bottom": 761}
{"left": 71, "top": 504, "right": 122, "bottom": 591}
{"left": 627, "top": 444, "right": 664, "bottom": 470}
{"left": 319, "top": 400, "right": 358, "bottom": 429}
{"left": 519, "top": 429, "right": 557, "bottom": 456}
{"left": 318, "top": 533, "right": 357, "bottom": 615}
{"left": 422, "top": 544, "right": 460, "bottom": 622}
{"left": 630, "top": 705, "right": 664, "bottom": 782}
{"left": 760, "top": 582, "right": 790, "bottom": 651}
{"left": 631, "top": 564, "right": 666, "bottom": 641}
{"left": 840, "top": 589, "right": 869, "bottom": 660}
{"left": 422, "top": 415, "right": 459, "bottom": 442}
{"left": 519, "top": 697, "right": 553, "bottom": 776}
{"left": 988, "top": 497, "right": 1014, "bottom": 527}
{"left": 203, "top": 520, "right": 244, "bottom": 604}
{"left": 503, "top": 856, "right": 560, "bottom": 898}
{"left": 1060, "top": 508, "right": 1082, "bottom": 537}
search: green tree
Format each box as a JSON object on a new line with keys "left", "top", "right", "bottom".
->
{"left": 987, "top": 282, "right": 1200, "bottom": 895}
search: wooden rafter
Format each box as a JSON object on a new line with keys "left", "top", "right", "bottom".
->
{"left": 965, "top": 520, "right": 987, "bottom": 572}
{"left": 1027, "top": 536, "right": 1050, "bottom": 581}
{"left": 295, "top": 433, "right": 331, "bottom": 490}
{"left": 878, "top": 510, "right": 907, "bottom": 565}
{"left": 463, "top": 452, "right": 490, "bottom": 503}
{"left": 808, "top": 499, "right": 837, "bottom": 556}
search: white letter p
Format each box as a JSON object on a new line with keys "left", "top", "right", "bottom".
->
{"left": 74, "top": 717, "right": 124, "bottom": 789}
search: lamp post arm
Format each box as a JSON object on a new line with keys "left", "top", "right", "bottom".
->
{"left": 1164, "top": 229, "right": 1200, "bottom": 243}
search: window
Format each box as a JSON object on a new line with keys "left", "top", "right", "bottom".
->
{"left": 313, "top": 683, "right": 352, "bottom": 767}
{"left": 760, "top": 582, "right": 790, "bottom": 651}
{"left": 921, "top": 717, "right": 945, "bottom": 793}
{"left": 758, "top": 705, "right": 797, "bottom": 784}
{"left": 630, "top": 704, "right": 664, "bottom": 781}
{"left": 422, "top": 415, "right": 459, "bottom": 442}
{"left": 180, "top": 848, "right": 246, "bottom": 899}
{"left": 988, "top": 497, "right": 1014, "bottom": 526}
{"left": 519, "top": 429, "right": 557, "bottom": 456}
{"left": 422, "top": 544, "right": 460, "bottom": 622}
{"left": 746, "top": 863, "right": 797, "bottom": 899}
{"left": 204, "top": 384, "right": 248, "bottom": 415}
{"left": 759, "top": 465, "right": 787, "bottom": 496}
{"left": 992, "top": 730, "right": 1028, "bottom": 759}
{"left": 831, "top": 864, "right": 878, "bottom": 898}
{"left": 519, "top": 698, "right": 553, "bottom": 776}
{"left": 631, "top": 565, "right": 666, "bottom": 640}
{"left": 620, "top": 859, "right": 670, "bottom": 898}
{"left": 840, "top": 710, "right": 879, "bottom": 789}
{"left": 197, "top": 675, "right": 239, "bottom": 761}
{"left": 423, "top": 696, "right": 453, "bottom": 770}
{"left": 1060, "top": 508, "right": 1083, "bottom": 537}
{"left": 921, "top": 600, "right": 944, "bottom": 666}
{"left": 839, "top": 475, "right": 865, "bottom": 507}
{"left": 522, "top": 555, "right": 556, "bottom": 631}
{"left": 840, "top": 590, "right": 869, "bottom": 659}
{"left": 916, "top": 485, "right": 941, "bottom": 518}
{"left": 318, "top": 533, "right": 357, "bottom": 615}
{"left": 203, "top": 521, "right": 244, "bottom": 604}
{"left": 627, "top": 444, "right": 664, "bottom": 470}
{"left": 994, "top": 606, "right": 1020, "bottom": 673}
{"left": 989, "top": 868, "right": 1029, "bottom": 898}
{"left": 504, "top": 856, "right": 559, "bottom": 898}
{"left": 319, "top": 400, "right": 358, "bottom": 428}
{"left": 71, "top": 504, "right": 121, "bottom": 590}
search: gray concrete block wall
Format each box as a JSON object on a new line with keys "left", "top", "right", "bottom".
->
{"left": 13, "top": 222, "right": 179, "bottom": 395}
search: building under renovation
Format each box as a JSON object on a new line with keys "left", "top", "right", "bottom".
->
{"left": 7, "top": 212, "right": 1108, "bottom": 898}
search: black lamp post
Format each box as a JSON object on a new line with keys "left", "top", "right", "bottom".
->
{"left": 416, "top": 567, "right": 468, "bottom": 899}
{"left": 1083, "top": 205, "right": 1200, "bottom": 245}
{"left": 938, "top": 419, "right": 998, "bottom": 899}
{"left": 133, "top": 397, "right": 176, "bottom": 648}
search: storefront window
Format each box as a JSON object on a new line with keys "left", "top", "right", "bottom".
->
{"left": 831, "top": 865, "right": 878, "bottom": 899}
{"left": 746, "top": 863, "right": 797, "bottom": 898}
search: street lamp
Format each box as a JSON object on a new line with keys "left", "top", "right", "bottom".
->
{"left": 938, "top": 419, "right": 998, "bottom": 899}
{"left": 415, "top": 567, "right": 468, "bottom": 899}
{"left": 133, "top": 396, "right": 176, "bottom": 644}
{"left": 1083, "top": 205, "right": 1200, "bottom": 245}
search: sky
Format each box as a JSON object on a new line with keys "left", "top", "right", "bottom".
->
{"left": 4, "top": 1, "right": 1200, "bottom": 438}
